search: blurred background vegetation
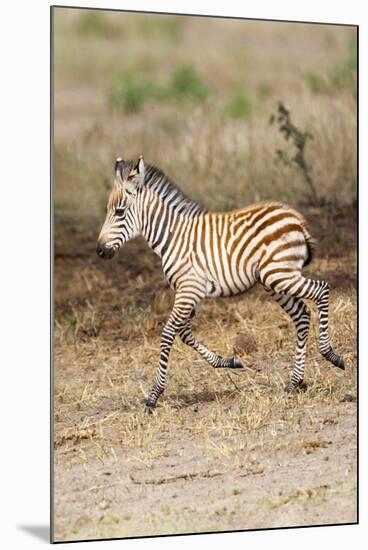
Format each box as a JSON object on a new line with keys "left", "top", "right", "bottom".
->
{"left": 53, "top": 8, "right": 357, "bottom": 253}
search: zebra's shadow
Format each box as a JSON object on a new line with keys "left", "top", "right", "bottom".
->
{"left": 167, "top": 389, "right": 240, "bottom": 409}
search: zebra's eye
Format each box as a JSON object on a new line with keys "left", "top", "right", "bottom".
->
{"left": 115, "top": 207, "right": 125, "bottom": 217}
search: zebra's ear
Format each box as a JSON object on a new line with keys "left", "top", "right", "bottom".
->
{"left": 128, "top": 156, "right": 145, "bottom": 189}
{"left": 115, "top": 157, "right": 124, "bottom": 180}
{"left": 137, "top": 155, "right": 145, "bottom": 178}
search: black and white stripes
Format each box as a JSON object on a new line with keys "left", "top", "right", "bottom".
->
{"left": 96, "top": 156, "right": 344, "bottom": 411}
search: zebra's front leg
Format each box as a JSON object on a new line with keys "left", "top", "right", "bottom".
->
{"left": 178, "top": 320, "right": 244, "bottom": 369}
{"left": 144, "top": 317, "right": 178, "bottom": 413}
{"left": 145, "top": 287, "right": 203, "bottom": 413}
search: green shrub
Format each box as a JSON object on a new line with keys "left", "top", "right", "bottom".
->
{"left": 109, "top": 65, "right": 209, "bottom": 111}
{"left": 109, "top": 73, "right": 161, "bottom": 112}
{"left": 331, "top": 38, "right": 357, "bottom": 91}
{"left": 166, "top": 65, "right": 208, "bottom": 102}
{"left": 307, "top": 37, "right": 357, "bottom": 95}
{"left": 224, "top": 92, "right": 253, "bottom": 119}
{"left": 306, "top": 72, "right": 328, "bottom": 94}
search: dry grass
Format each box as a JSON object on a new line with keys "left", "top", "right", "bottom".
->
{"left": 53, "top": 8, "right": 357, "bottom": 542}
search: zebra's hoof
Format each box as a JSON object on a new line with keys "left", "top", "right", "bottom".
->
{"left": 333, "top": 354, "right": 345, "bottom": 370}
{"left": 284, "top": 380, "right": 305, "bottom": 394}
{"left": 324, "top": 349, "right": 345, "bottom": 370}
{"left": 285, "top": 382, "right": 295, "bottom": 394}
{"left": 230, "top": 357, "right": 245, "bottom": 369}
{"left": 144, "top": 401, "right": 156, "bottom": 414}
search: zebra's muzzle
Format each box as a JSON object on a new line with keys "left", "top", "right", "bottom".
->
{"left": 96, "top": 244, "right": 115, "bottom": 259}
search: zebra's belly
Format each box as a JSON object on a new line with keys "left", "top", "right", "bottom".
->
{"left": 184, "top": 249, "right": 259, "bottom": 297}
{"left": 205, "top": 276, "right": 256, "bottom": 298}
{"left": 163, "top": 248, "right": 258, "bottom": 297}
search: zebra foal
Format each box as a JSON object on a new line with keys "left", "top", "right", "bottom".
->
{"left": 96, "top": 156, "right": 344, "bottom": 412}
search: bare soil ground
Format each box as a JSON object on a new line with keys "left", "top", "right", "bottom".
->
{"left": 53, "top": 206, "right": 357, "bottom": 542}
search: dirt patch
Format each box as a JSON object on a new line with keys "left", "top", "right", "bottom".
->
{"left": 53, "top": 399, "right": 356, "bottom": 541}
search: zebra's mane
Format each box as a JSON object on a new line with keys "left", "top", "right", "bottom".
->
{"left": 144, "top": 164, "right": 207, "bottom": 218}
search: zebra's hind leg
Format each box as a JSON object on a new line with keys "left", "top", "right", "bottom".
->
{"left": 264, "top": 272, "right": 344, "bottom": 373}
{"left": 266, "top": 289, "right": 310, "bottom": 393}
{"left": 178, "top": 320, "right": 245, "bottom": 369}
{"left": 313, "top": 281, "right": 345, "bottom": 369}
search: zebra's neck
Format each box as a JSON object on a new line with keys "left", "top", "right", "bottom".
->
{"left": 137, "top": 166, "right": 206, "bottom": 258}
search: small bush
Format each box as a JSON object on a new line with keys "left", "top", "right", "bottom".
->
{"left": 109, "top": 65, "right": 209, "bottom": 111}
{"left": 306, "top": 72, "right": 328, "bottom": 94}
{"left": 331, "top": 38, "right": 356, "bottom": 92}
{"left": 224, "top": 92, "right": 253, "bottom": 119}
{"left": 109, "top": 73, "right": 161, "bottom": 112}
{"left": 166, "top": 65, "right": 208, "bottom": 102}
{"left": 270, "top": 101, "right": 317, "bottom": 204}
{"left": 307, "top": 37, "right": 357, "bottom": 95}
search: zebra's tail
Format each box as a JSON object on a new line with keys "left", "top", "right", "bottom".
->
{"left": 301, "top": 223, "right": 317, "bottom": 267}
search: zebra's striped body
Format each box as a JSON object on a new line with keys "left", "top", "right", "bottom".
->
{"left": 97, "top": 157, "right": 344, "bottom": 411}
